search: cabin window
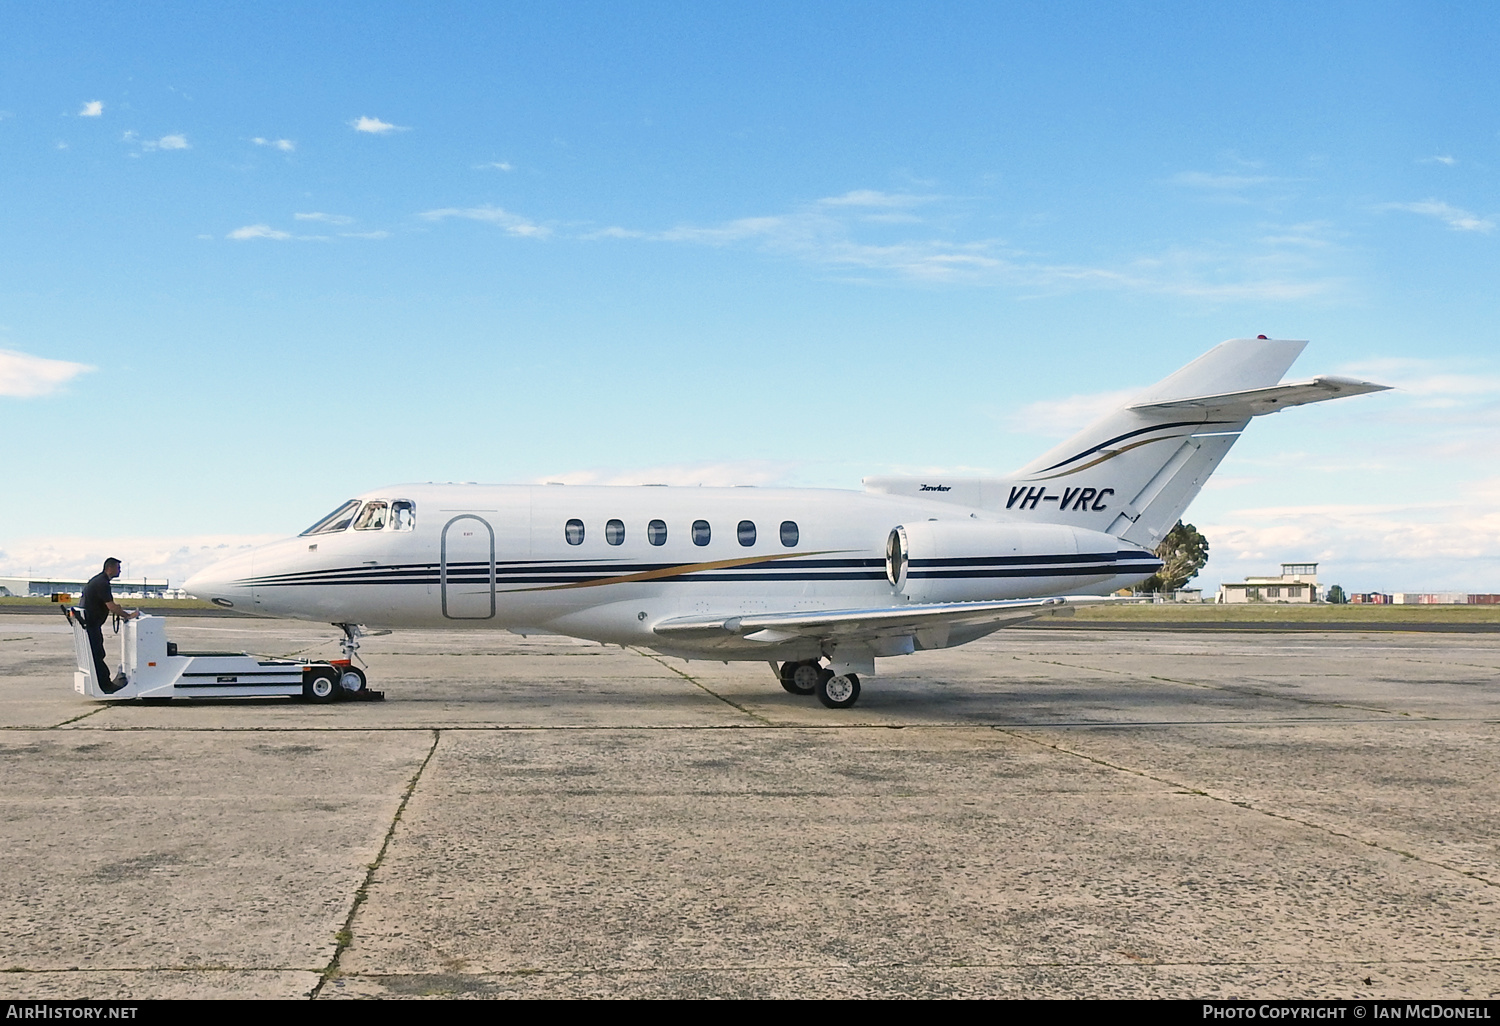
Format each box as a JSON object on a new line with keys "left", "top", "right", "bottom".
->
{"left": 780, "top": 521, "right": 799, "bottom": 547}
{"left": 692, "top": 520, "right": 711, "bottom": 546}
{"left": 301, "top": 500, "right": 361, "bottom": 536}
{"left": 737, "top": 520, "right": 756, "bottom": 546}
{"left": 606, "top": 519, "right": 625, "bottom": 545}
{"left": 353, "top": 501, "right": 388, "bottom": 531}
{"left": 648, "top": 520, "right": 667, "bottom": 546}
{"left": 391, "top": 500, "right": 416, "bottom": 532}
{"left": 565, "top": 519, "right": 585, "bottom": 545}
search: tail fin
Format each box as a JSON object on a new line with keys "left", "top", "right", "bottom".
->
{"left": 864, "top": 337, "right": 1388, "bottom": 548}
{"left": 1009, "top": 337, "right": 1386, "bottom": 546}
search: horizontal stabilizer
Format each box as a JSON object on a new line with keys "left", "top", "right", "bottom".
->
{"left": 1130, "top": 376, "right": 1390, "bottom": 416}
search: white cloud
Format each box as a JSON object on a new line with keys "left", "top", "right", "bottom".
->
{"left": 79, "top": 100, "right": 103, "bottom": 117}
{"left": 1383, "top": 199, "right": 1493, "bottom": 232}
{"left": 295, "top": 212, "right": 354, "bottom": 225}
{"left": 253, "top": 137, "right": 295, "bottom": 152}
{"left": 0, "top": 534, "right": 282, "bottom": 586}
{"left": 1334, "top": 356, "right": 1500, "bottom": 400}
{"left": 1421, "top": 155, "right": 1457, "bottom": 166}
{"left": 539, "top": 460, "right": 799, "bottom": 488}
{"left": 583, "top": 226, "right": 646, "bottom": 240}
{"left": 1200, "top": 478, "right": 1500, "bottom": 591}
{"left": 593, "top": 194, "right": 1339, "bottom": 298}
{"left": 1005, "top": 388, "right": 1140, "bottom": 436}
{"left": 818, "top": 189, "right": 934, "bottom": 208}
{"left": 0, "top": 349, "right": 94, "bottom": 398}
{"left": 132, "top": 133, "right": 190, "bottom": 152}
{"left": 475, "top": 161, "right": 513, "bottom": 171}
{"left": 339, "top": 231, "right": 389, "bottom": 240}
{"left": 1170, "top": 171, "right": 1277, "bottom": 190}
{"left": 227, "top": 224, "right": 291, "bottom": 241}
{"left": 419, "top": 205, "right": 550, "bottom": 238}
{"left": 351, "top": 116, "right": 405, "bottom": 134}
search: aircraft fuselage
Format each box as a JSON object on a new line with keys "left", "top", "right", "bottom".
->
{"left": 185, "top": 482, "right": 1160, "bottom": 661}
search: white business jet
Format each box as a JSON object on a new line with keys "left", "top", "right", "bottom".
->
{"left": 184, "top": 337, "right": 1386, "bottom": 707}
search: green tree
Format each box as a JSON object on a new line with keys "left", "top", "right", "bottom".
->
{"left": 1326, "top": 584, "right": 1347, "bottom": 604}
{"left": 1139, "top": 521, "right": 1209, "bottom": 593}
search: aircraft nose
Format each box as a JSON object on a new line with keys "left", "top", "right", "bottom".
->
{"left": 183, "top": 553, "right": 255, "bottom": 609}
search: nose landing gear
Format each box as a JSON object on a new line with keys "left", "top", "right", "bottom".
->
{"left": 323, "top": 623, "right": 385, "bottom": 701}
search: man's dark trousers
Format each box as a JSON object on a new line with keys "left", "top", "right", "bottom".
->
{"left": 86, "top": 619, "right": 112, "bottom": 689}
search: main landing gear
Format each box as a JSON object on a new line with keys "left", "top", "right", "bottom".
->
{"left": 776, "top": 660, "right": 861, "bottom": 709}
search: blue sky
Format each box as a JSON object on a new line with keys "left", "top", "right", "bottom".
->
{"left": 3, "top": 1, "right": 1499, "bottom": 593}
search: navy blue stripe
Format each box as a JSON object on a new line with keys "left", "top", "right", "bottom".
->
{"left": 242, "top": 553, "right": 1162, "bottom": 588}
{"left": 911, "top": 552, "right": 1118, "bottom": 568}
{"left": 1036, "top": 420, "right": 1233, "bottom": 474}
{"left": 240, "top": 557, "right": 885, "bottom": 586}
{"left": 911, "top": 566, "right": 1119, "bottom": 580}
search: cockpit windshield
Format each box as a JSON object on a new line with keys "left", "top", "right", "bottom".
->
{"left": 353, "top": 501, "right": 388, "bottom": 531}
{"left": 301, "top": 500, "right": 362, "bottom": 536}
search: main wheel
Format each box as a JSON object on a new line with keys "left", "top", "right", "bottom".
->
{"left": 338, "top": 666, "right": 367, "bottom": 694}
{"left": 304, "top": 667, "right": 339, "bottom": 702}
{"left": 780, "top": 660, "right": 819, "bottom": 695}
{"left": 816, "top": 670, "right": 860, "bottom": 709}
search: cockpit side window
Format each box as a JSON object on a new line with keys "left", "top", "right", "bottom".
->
{"left": 301, "top": 500, "right": 362, "bottom": 536}
{"left": 353, "top": 501, "right": 389, "bottom": 531}
{"left": 391, "top": 500, "right": 416, "bottom": 532}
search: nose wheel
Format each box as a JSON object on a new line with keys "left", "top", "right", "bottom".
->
{"left": 323, "top": 623, "right": 386, "bottom": 701}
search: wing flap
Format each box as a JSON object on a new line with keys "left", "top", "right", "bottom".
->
{"left": 653, "top": 595, "right": 1126, "bottom": 646}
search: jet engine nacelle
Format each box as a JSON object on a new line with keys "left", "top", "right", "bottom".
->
{"left": 887, "top": 520, "right": 1130, "bottom": 603}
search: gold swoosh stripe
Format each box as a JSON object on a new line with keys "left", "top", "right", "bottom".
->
{"left": 1024, "top": 435, "right": 1188, "bottom": 481}
{"left": 509, "top": 549, "right": 853, "bottom": 592}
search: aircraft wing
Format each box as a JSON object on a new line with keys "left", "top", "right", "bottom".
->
{"left": 1129, "top": 375, "right": 1389, "bottom": 417}
{"left": 653, "top": 595, "right": 1125, "bottom": 649}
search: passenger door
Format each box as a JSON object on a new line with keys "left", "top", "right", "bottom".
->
{"left": 440, "top": 515, "right": 495, "bottom": 619}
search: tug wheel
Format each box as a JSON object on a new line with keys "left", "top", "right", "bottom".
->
{"left": 304, "top": 667, "right": 339, "bottom": 703}
{"left": 338, "top": 667, "right": 367, "bottom": 693}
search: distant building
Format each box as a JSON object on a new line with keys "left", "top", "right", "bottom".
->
{"left": 1218, "top": 563, "right": 1319, "bottom": 604}
{"left": 1350, "top": 593, "right": 1393, "bottom": 604}
{"left": 0, "top": 576, "right": 172, "bottom": 599}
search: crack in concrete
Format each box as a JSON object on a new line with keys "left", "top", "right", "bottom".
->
{"left": 12, "top": 714, "right": 1493, "bottom": 734}
{"left": 327, "top": 954, "right": 1500, "bottom": 975}
{"left": 992, "top": 726, "right": 1500, "bottom": 891}
{"left": 1016, "top": 654, "right": 1419, "bottom": 718}
{"left": 47, "top": 706, "right": 109, "bottom": 728}
{"left": 629, "top": 648, "right": 773, "bottom": 726}
{"left": 310, "top": 728, "right": 441, "bottom": 1000}
{"left": 5, "top": 954, "right": 1498, "bottom": 976}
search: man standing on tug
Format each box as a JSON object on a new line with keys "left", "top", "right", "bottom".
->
{"left": 81, "top": 557, "right": 137, "bottom": 693}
